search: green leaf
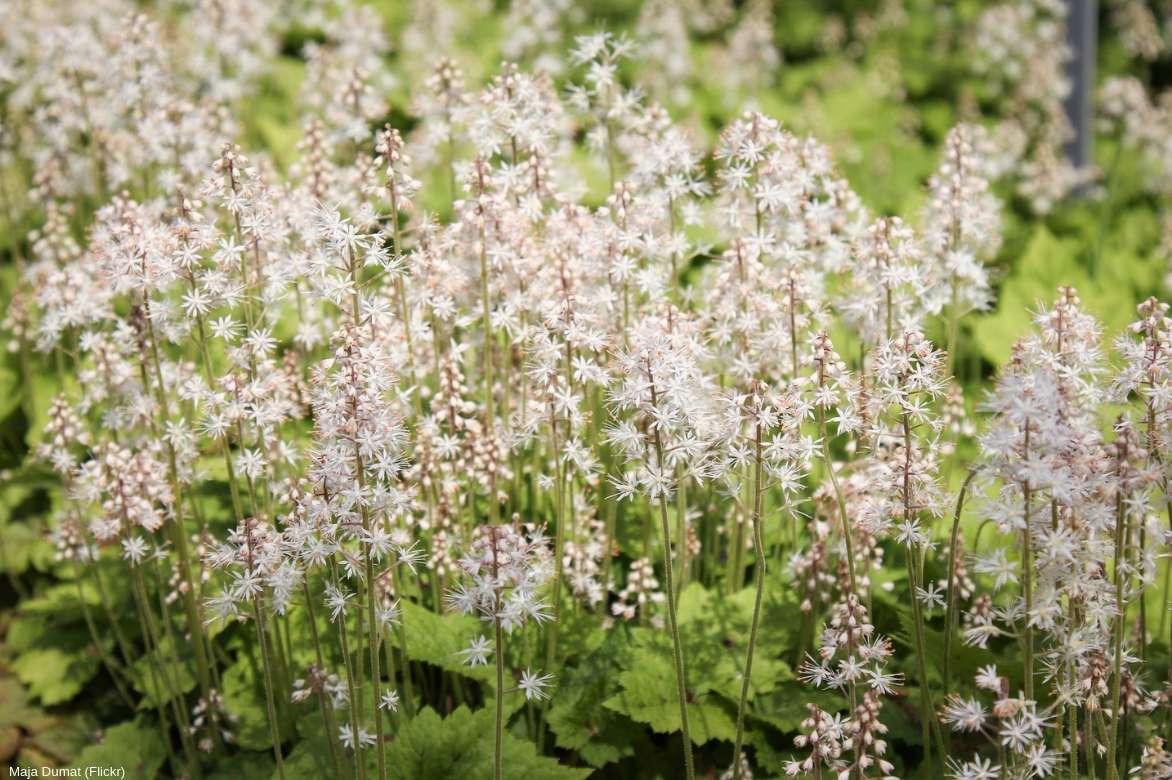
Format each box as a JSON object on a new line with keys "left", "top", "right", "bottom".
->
{"left": 24, "top": 374, "right": 77, "bottom": 450}
{"left": 401, "top": 600, "right": 493, "bottom": 684}
{"left": 223, "top": 657, "right": 291, "bottom": 751}
{"left": 130, "top": 637, "right": 198, "bottom": 709}
{"left": 282, "top": 734, "right": 356, "bottom": 780}
{"left": 0, "top": 520, "right": 44, "bottom": 575}
{"left": 387, "top": 706, "right": 591, "bottom": 780}
{"left": 68, "top": 719, "right": 166, "bottom": 779}
{"left": 603, "top": 643, "right": 737, "bottom": 745}
{"left": 12, "top": 646, "right": 102, "bottom": 705}
{"left": 975, "top": 226, "right": 1075, "bottom": 366}
{"left": 549, "top": 603, "right": 608, "bottom": 661}
{"left": 750, "top": 682, "right": 844, "bottom": 733}
{"left": 0, "top": 675, "right": 97, "bottom": 766}
{"left": 18, "top": 578, "right": 103, "bottom": 619}
{"left": 884, "top": 589, "right": 992, "bottom": 691}
{"left": 0, "top": 350, "right": 20, "bottom": 424}
{"left": 975, "top": 223, "right": 1161, "bottom": 366}
{"left": 19, "top": 712, "right": 96, "bottom": 768}
{"left": 678, "top": 583, "right": 793, "bottom": 701}
{"left": 602, "top": 583, "right": 793, "bottom": 746}
{"left": 547, "top": 628, "right": 638, "bottom": 768}
{"left": 0, "top": 677, "right": 42, "bottom": 730}
{"left": 746, "top": 726, "right": 793, "bottom": 776}
{"left": 206, "top": 751, "right": 274, "bottom": 780}
{"left": 240, "top": 57, "right": 306, "bottom": 171}
{"left": 0, "top": 476, "right": 53, "bottom": 575}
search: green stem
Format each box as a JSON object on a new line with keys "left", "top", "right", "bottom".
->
{"left": 363, "top": 533, "right": 387, "bottom": 780}
{"left": 330, "top": 559, "right": 365, "bottom": 780}
{"left": 732, "top": 421, "right": 765, "bottom": 779}
{"left": 302, "top": 582, "right": 343, "bottom": 778}
{"left": 546, "top": 404, "right": 565, "bottom": 669}
{"left": 647, "top": 366, "right": 695, "bottom": 780}
{"left": 1106, "top": 480, "right": 1128, "bottom": 780}
{"left": 1022, "top": 426, "right": 1034, "bottom": 700}
{"left": 944, "top": 469, "right": 980, "bottom": 694}
{"left": 73, "top": 563, "right": 134, "bottom": 708}
{"left": 945, "top": 273, "right": 960, "bottom": 380}
{"left": 902, "top": 411, "right": 945, "bottom": 763}
{"left": 252, "top": 599, "right": 286, "bottom": 780}
{"left": 490, "top": 527, "right": 505, "bottom": 780}
{"left": 818, "top": 406, "right": 857, "bottom": 594}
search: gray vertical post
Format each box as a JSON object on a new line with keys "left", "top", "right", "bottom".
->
{"left": 1064, "top": 0, "right": 1097, "bottom": 175}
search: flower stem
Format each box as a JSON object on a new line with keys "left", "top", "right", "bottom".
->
{"left": 302, "top": 581, "right": 343, "bottom": 778}
{"left": 732, "top": 421, "right": 765, "bottom": 780}
{"left": 1022, "top": 426, "right": 1034, "bottom": 700}
{"left": 490, "top": 527, "right": 505, "bottom": 780}
{"left": 1106, "top": 471, "right": 1129, "bottom": 780}
{"left": 818, "top": 405, "right": 857, "bottom": 594}
{"left": 647, "top": 382, "right": 695, "bottom": 780}
{"left": 944, "top": 468, "right": 979, "bottom": 694}
{"left": 252, "top": 598, "right": 287, "bottom": 780}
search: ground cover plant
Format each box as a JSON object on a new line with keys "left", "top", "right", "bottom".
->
{"left": 4, "top": 1, "right": 1172, "bottom": 778}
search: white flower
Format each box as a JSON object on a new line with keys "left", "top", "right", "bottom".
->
{"left": 975, "top": 665, "right": 1003, "bottom": 693}
{"left": 378, "top": 601, "right": 401, "bottom": 630}
{"left": 324, "top": 584, "right": 351, "bottom": 623}
{"left": 518, "top": 668, "right": 554, "bottom": 701}
{"left": 915, "top": 583, "right": 945, "bottom": 612}
{"left": 946, "top": 756, "right": 999, "bottom": 780}
{"left": 940, "top": 696, "right": 987, "bottom": 733}
{"left": 209, "top": 315, "right": 241, "bottom": 341}
{"left": 458, "top": 635, "right": 492, "bottom": 666}
{"left": 867, "top": 669, "right": 903, "bottom": 695}
{"left": 121, "top": 536, "right": 149, "bottom": 564}
{"left": 338, "top": 723, "right": 376, "bottom": 750}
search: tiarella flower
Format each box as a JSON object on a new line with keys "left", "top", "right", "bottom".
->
{"left": 920, "top": 123, "right": 1002, "bottom": 325}
{"left": 121, "top": 535, "right": 149, "bottom": 564}
{"left": 338, "top": 723, "right": 376, "bottom": 751}
{"left": 324, "top": 583, "right": 351, "bottom": 623}
{"left": 940, "top": 695, "right": 988, "bottom": 733}
{"left": 518, "top": 668, "right": 554, "bottom": 701}
{"left": 946, "top": 756, "right": 1000, "bottom": 780}
{"left": 458, "top": 635, "right": 493, "bottom": 666}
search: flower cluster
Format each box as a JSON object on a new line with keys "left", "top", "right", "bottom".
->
{"left": 2, "top": 4, "right": 1170, "bottom": 780}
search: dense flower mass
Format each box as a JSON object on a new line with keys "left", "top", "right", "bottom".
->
{"left": 2, "top": 1, "right": 1171, "bottom": 779}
